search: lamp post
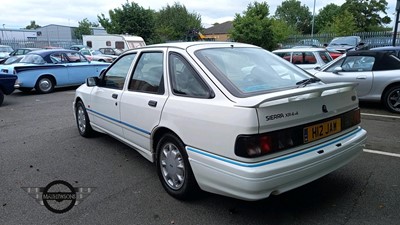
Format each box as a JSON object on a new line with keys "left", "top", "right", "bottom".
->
{"left": 311, "top": 0, "right": 316, "bottom": 40}
{"left": 393, "top": 0, "right": 400, "bottom": 46}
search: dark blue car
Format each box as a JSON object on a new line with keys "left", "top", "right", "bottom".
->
{"left": 0, "top": 73, "right": 17, "bottom": 106}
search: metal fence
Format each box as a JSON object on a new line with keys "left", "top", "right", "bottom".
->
{"left": 0, "top": 39, "right": 83, "bottom": 50}
{"left": 1, "top": 31, "right": 399, "bottom": 50}
{"left": 282, "top": 31, "right": 400, "bottom": 49}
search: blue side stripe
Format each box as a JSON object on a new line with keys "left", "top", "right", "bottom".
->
{"left": 186, "top": 127, "right": 363, "bottom": 168}
{"left": 86, "top": 108, "right": 151, "bottom": 135}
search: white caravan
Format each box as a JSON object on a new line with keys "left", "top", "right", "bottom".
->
{"left": 82, "top": 34, "right": 146, "bottom": 51}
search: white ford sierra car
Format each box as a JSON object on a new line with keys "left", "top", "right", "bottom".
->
{"left": 73, "top": 42, "right": 367, "bottom": 201}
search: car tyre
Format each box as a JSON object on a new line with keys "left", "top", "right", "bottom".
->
{"left": 156, "top": 133, "right": 200, "bottom": 200}
{"left": 0, "top": 89, "right": 4, "bottom": 106}
{"left": 383, "top": 86, "right": 400, "bottom": 113}
{"left": 75, "top": 101, "right": 95, "bottom": 137}
{"left": 35, "top": 76, "right": 55, "bottom": 94}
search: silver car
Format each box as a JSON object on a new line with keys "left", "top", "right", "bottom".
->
{"left": 308, "top": 50, "right": 400, "bottom": 113}
{"left": 273, "top": 47, "right": 333, "bottom": 70}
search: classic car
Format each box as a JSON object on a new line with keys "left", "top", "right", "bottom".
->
{"left": 273, "top": 47, "right": 333, "bottom": 70}
{"left": 2, "top": 55, "right": 25, "bottom": 65}
{"left": 0, "top": 73, "right": 17, "bottom": 106}
{"left": 0, "top": 49, "right": 110, "bottom": 94}
{"left": 9, "top": 48, "right": 41, "bottom": 56}
{"left": 73, "top": 42, "right": 366, "bottom": 201}
{"left": 308, "top": 50, "right": 400, "bottom": 113}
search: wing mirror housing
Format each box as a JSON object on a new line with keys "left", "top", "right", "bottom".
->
{"left": 333, "top": 67, "right": 343, "bottom": 74}
{"left": 86, "top": 77, "right": 99, "bottom": 87}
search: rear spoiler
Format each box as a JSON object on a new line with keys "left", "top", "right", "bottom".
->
{"left": 234, "top": 82, "right": 358, "bottom": 108}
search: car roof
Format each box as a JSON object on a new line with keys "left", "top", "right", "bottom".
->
{"left": 122, "top": 42, "right": 256, "bottom": 54}
{"left": 273, "top": 47, "right": 327, "bottom": 53}
{"left": 27, "top": 49, "right": 79, "bottom": 56}
{"left": 346, "top": 50, "right": 400, "bottom": 71}
{"left": 370, "top": 46, "right": 400, "bottom": 51}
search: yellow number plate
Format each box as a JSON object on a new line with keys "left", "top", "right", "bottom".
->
{"left": 304, "top": 118, "right": 341, "bottom": 143}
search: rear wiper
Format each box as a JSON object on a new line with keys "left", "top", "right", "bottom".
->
{"left": 296, "top": 77, "right": 321, "bottom": 87}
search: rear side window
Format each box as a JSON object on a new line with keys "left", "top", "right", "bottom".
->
{"left": 169, "top": 53, "right": 211, "bottom": 98}
{"left": 292, "top": 52, "right": 316, "bottom": 64}
{"left": 319, "top": 51, "right": 333, "bottom": 63}
{"left": 275, "top": 52, "right": 292, "bottom": 62}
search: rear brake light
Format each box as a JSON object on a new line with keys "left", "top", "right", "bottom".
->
{"left": 235, "top": 131, "right": 295, "bottom": 158}
{"left": 235, "top": 108, "right": 361, "bottom": 158}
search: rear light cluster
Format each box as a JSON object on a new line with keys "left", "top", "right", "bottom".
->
{"left": 235, "top": 108, "right": 361, "bottom": 158}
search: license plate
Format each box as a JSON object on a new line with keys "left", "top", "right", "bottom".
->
{"left": 303, "top": 118, "right": 341, "bottom": 143}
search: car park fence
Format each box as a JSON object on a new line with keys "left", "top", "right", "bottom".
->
{"left": 0, "top": 38, "right": 83, "bottom": 50}
{"left": 282, "top": 31, "right": 400, "bottom": 49}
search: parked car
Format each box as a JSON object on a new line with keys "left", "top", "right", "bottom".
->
{"left": 326, "top": 36, "right": 367, "bottom": 53}
{"left": 0, "top": 49, "right": 110, "bottom": 94}
{"left": 308, "top": 50, "right": 400, "bottom": 113}
{"left": 273, "top": 47, "right": 333, "bottom": 70}
{"left": 70, "top": 45, "right": 89, "bottom": 51}
{"left": 9, "top": 48, "right": 41, "bottom": 56}
{"left": 0, "top": 73, "right": 17, "bottom": 106}
{"left": 370, "top": 46, "right": 400, "bottom": 58}
{"left": 79, "top": 49, "right": 117, "bottom": 63}
{"left": 326, "top": 49, "right": 343, "bottom": 59}
{"left": 296, "top": 39, "right": 322, "bottom": 47}
{"left": 98, "top": 47, "right": 123, "bottom": 56}
{"left": 0, "top": 45, "right": 14, "bottom": 64}
{"left": 2, "top": 55, "right": 25, "bottom": 65}
{"left": 73, "top": 42, "right": 366, "bottom": 201}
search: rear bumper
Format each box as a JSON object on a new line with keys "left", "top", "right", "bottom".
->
{"left": 187, "top": 127, "right": 367, "bottom": 201}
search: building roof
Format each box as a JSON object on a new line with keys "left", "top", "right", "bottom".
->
{"left": 203, "top": 21, "right": 233, "bottom": 35}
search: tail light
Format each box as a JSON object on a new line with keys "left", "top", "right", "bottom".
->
{"left": 235, "top": 108, "right": 361, "bottom": 158}
{"left": 235, "top": 131, "right": 295, "bottom": 158}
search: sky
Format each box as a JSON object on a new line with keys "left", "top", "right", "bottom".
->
{"left": 0, "top": 0, "right": 397, "bottom": 29}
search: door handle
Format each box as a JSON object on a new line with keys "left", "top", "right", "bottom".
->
{"left": 112, "top": 93, "right": 118, "bottom": 99}
{"left": 148, "top": 100, "right": 157, "bottom": 107}
{"left": 356, "top": 76, "right": 367, "bottom": 80}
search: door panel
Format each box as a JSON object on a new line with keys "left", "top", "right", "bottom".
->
{"left": 120, "top": 51, "right": 166, "bottom": 151}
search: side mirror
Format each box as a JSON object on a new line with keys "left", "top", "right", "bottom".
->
{"left": 86, "top": 77, "right": 99, "bottom": 87}
{"left": 333, "top": 67, "right": 343, "bottom": 74}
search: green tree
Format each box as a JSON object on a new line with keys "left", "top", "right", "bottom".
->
{"left": 25, "top": 20, "right": 41, "bottom": 29}
{"left": 315, "top": 4, "right": 341, "bottom": 34}
{"left": 341, "top": 0, "right": 391, "bottom": 32}
{"left": 74, "top": 18, "right": 97, "bottom": 40}
{"left": 154, "top": 2, "right": 202, "bottom": 42}
{"left": 230, "top": 2, "right": 275, "bottom": 50}
{"left": 97, "top": 1, "right": 155, "bottom": 41}
{"left": 329, "top": 10, "right": 358, "bottom": 36}
{"left": 270, "top": 19, "right": 297, "bottom": 46}
{"left": 274, "top": 0, "right": 312, "bottom": 34}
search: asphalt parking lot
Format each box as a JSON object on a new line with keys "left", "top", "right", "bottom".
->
{"left": 1, "top": 88, "right": 399, "bottom": 225}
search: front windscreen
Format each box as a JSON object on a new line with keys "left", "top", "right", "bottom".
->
{"left": 195, "top": 47, "right": 312, "bottom": 97}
